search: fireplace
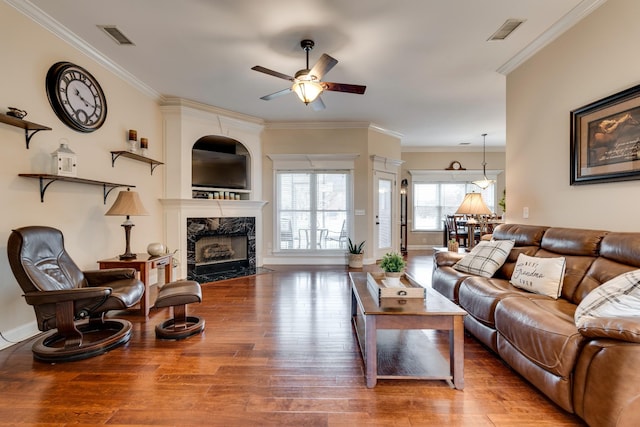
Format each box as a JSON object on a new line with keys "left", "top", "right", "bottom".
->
{"left": 187, "top": 217, "right": 256, "bottom": 283}
{"left": 160, "top": 100, "right": 267, "bottom": 281}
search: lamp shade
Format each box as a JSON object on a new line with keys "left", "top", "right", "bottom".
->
{"left": 292, "top": 80, "right": 323, "bottom": 104}
{"left": 105, "top": 190, "right": 149, "bottom": 217}
{"left": 456, "top": 192, "right": 492, "bottom": 216}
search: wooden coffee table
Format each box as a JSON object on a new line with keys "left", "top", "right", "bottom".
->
{"left": 350, "top": 272, "right": 467, "bottom": 389}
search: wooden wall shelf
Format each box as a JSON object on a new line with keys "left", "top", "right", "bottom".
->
{"left": 110, "top": 151, "right": 163, "bottom": 175}
{"left": 0, "top": 113, "right": 52, "bottom": 149}
{"left": 18, "top": 174, "right": 135, "bottom": 204}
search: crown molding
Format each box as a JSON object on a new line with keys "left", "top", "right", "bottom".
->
{"left": 368, "top": 123, "right": 404, "bottom": 139}
{"left": 401, "top": 145, "right": 506, "bottom": 153}
{"left": 6, "top": 0, "right": 161, "bottom": 100}
{"left": 265, "top": 121, "right": 403, "bottom": 138}
{"left": 160, "top": 97, "right": 264, "bottom": 127}
{"left": 265, "top": 121, "right": 368, "bottom": 130}
{"left": 267, "top": 153, "right": 360, "bottom": 171}
{"left": 497, "top": 0, "right": 607, "bottom": 75}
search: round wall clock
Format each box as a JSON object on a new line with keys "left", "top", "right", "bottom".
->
{"left": 46, "top": 61, "right": 107, "bottom": 133}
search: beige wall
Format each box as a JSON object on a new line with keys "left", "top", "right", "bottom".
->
{"left": 507, "top": 0, "right": 640, "bottom": 230}
{"left": 261, "top": 126, "right": 401, "bottom": 263}
{"left": 401, "top": 150, "right": 506, "bottom": 247}
{"left": 0, "top": 3, "right": 164, "bottom": 339}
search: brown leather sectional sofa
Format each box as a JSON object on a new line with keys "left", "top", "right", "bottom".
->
{"left": 432, "top": 223, "right": 640, "bottom": 427}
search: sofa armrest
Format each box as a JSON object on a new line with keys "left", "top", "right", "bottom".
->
{"left": 574, "top": 338, "right": 640, "bottom": 427}
{"left": 578, "top": 316, "right": 640, "bottom": 343}
{"left": 434, "top": 251, "right": 465, "bottom": 268}
{"left": 83, "top": 268, "right": 137, "bottom": 286}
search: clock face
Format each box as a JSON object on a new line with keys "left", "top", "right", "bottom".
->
{"left": 46, "top": 62, "right": 107, "bottom": 133}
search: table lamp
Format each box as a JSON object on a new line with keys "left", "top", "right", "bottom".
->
{"left": 456, "top": 192, "right": 492, "bottom": 250}
{"left": 105, "top": 189, "right": 149, "bottom": 259}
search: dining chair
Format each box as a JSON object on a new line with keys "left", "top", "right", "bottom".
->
{"left": 325, "top": 220, "right": 348, "bottom": 249}
{"left": 445, "top": 215, "right": 468, "bottom": 247}
{"left": 280, "top": 218, "right": 295, "bottom": 249}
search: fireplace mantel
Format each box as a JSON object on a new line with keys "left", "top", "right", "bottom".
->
{"left": 160, "top": 198, "right": 267, "bottom": 280}
{"left": 160, "top": 199, "right": 268, "bottom": 211}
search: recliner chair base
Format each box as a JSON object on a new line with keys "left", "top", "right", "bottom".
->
{"left": 32, "top": 319, "right": 132, "bottom": 363}
{"left": 155, "top": 316, "right": 205, "bottom": 340}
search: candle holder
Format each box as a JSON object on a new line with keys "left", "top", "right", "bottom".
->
{"left": 127, "top": 129, "right": 138, "bottom": 153}
{"left": 140, "top": 138, "right": 148, "bottom": 157}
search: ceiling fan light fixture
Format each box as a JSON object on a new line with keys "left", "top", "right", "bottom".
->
{"left": 292, "top": 80, "right": 323, "bottom": 105}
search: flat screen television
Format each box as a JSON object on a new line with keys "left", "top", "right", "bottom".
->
{"left": 192, "top": 149, "right": 247, "bottom": 189}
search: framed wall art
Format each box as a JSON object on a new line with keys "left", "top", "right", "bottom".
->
{"left": 570, "top": 83, "right": 640, "bottom": 185}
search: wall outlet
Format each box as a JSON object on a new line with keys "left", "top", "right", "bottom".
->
{"left": 523, "top": 207, "right": 529, "bottom": 219}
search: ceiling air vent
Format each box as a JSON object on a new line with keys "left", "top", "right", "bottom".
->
{"left": 98, "top": 25, "right": 135, "bottom": 45}
{"left": 488, "top": 19, "right": 525, "bottom": 41}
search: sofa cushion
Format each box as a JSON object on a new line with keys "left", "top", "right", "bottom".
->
{"left": 597, "top": 232, "right": 640, "bottom": 268}
{"left": 458, "top": 277, "right": 527, "bottom": 328}
{"left": 432, "top": 266, "right": 470, "bottom": 303}
{"left": 495, "top": 296, "right": 585, "bottom": 378}
{"left": 575, "top": 269, "right": 640, "bottom": 329}
{"left": 453, "top": 240, "right": 514, "bottom": 278}
{"left": 510, "top": 253, "right": 566, "bottom": 299}
{"left": 492, "top": 224, "right": 548, "bottom": 247}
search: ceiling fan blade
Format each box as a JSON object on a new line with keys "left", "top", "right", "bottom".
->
{"left": 260, "top": 88, "right": 291, "bottom": 100}
{"left": 309, "top": 54, "right": 338, "bottom": 79}
{"left": 322, "top": 82, "right": 367, "bottom": 94}
{"left": 310, "top": 96, "right": 326, "bottom": 111}
{"left": 251, "top": 65, "right": 294, "bottom": 81}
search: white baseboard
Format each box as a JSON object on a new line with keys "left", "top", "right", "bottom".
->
{"left": 0, "top": 321, "right": 39, "bottom": 351}
{"left": 407, "top": 244, "right": 438, "bottom": 250}
{"left": 263, "top": 254, "right": 380, "bottom": 266}
{"left": 263, "top": 255, "right": 347, "bottom": 265}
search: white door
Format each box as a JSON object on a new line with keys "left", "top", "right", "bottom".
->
{"left": 374, "top": 171, "right": 395, "bottom": 260}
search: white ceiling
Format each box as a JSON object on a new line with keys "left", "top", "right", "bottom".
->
{"left": 12, "top": 0, "right": 604, "bottom": 149}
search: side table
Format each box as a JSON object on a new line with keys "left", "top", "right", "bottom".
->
{"left": 97, "top": 253, "right": 173, "bottom": 316}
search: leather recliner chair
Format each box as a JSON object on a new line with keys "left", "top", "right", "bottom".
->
{"left": 7, "top": 226, "right": 145, "bottom": 362}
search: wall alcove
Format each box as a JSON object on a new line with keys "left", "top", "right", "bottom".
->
{"left": 191, "top": 136, "right": 251, "bottom": 199}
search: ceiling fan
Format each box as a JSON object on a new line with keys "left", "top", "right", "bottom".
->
{"left": 251, "top": 39, "right": 366, "bottom": 111}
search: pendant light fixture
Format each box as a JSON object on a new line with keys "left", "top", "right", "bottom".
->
{"left": 473, "top": 133, "right": 495, "bottom": 190}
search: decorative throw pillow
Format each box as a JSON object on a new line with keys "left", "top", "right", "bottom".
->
{"left": 453, "top": 239, "right": 515, "bottom": 278}
{"left": 575, "top": 269, "right": 640, "bottom": 328}
{"left": 510, "top": 253, "right": 566, "bottom": 299}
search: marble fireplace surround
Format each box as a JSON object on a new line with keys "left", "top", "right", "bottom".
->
{"left": 160, "top": 199, "right": 267, "bottom": 281}
{"left": 187, "top": 216, "right": 256, "bottom": 283}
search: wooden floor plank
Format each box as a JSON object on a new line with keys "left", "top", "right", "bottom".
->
{"left": 0, "top": 252, "right": 585, "bottom": 426}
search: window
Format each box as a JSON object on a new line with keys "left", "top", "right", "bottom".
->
{"left": 277, "top": 171, "right": 351, "bottom": 251}
{"left": 413, "top": 181, "right": 496, "bottom": 231}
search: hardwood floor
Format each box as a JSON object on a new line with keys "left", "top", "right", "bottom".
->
{"left": 0, "top": 252, "right": 585, "bottom": 426}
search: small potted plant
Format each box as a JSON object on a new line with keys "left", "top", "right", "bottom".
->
{"left": 379, "top": 251, "right": 407, "bottom": 286}
{"left": 347, "top": 238, "right": 365, "bottom": 268}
